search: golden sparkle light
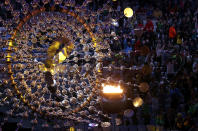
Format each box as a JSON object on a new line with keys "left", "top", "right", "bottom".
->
{"left": 102, "top": 84, "right": 123, "bottom": 94}
{"left": 133, "top": 97, "right": 143, "bottom": 107}
{"left": 124, "top": 7, "right": 133, "bottom": 18}
{"left": 8, "top": 41, "right": 13, "bottom": 46}
{"left": 58, "top": 51, "right": 67, "bottom": 63}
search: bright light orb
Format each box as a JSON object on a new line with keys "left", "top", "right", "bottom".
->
{"left": 102, "top": 84, "right": 123, "bottom": 94}
{"left": 133, "top": 97, "right": 143, "bottom": 107}
{"left": 58, "top": 51, "right": 67, "bottom": 63}
{"left": 124, "top": 7, "right": 133, "bottom": 18}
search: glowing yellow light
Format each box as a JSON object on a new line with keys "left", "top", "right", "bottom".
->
{"left": 70, "top": 127, "right": 75, "bottom": 131}
{"left": 102, "top": 84, "right": 123, "bottom": 94}
{"left": 50, "top": 68, "right": 55, "bottom": 75}
{"left": 94, "top": 42, "right": 97, "bottom": 47}
{"left": 124, "top": 7, "right": 133, "bottom": 18}
{"left": 47, "top": 41, "right": 61, "bottom": 57}
{"left": 92, "top": 38, "right": 97, "bottom": 47}
{"left": 47, "top": 38, "right": 74, "bottom": 66}
{"left": 38, "top": 64, "right": 47, "bottom": 72}
{"left": 58, "top": 51, "right": 67, "bottom": 63}
{"left": 133, "top": 97, "right": 143, "bottom": 107}
{"left": 6, "top": 53, "right": 11, "bottom": 58}
{"left": 7, "top": 58, "right": 11, "bottom": 61}
{"left": 8, "top": 41, "right": 13, "bottom": 46}
{"left": 97, "top": 69, "right": 101, "bottom": 73}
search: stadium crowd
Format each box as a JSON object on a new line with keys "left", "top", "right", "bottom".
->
{"left": 96, "top": 0, "right": 198, "bottom": 130}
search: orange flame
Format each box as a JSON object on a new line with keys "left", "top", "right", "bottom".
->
{"left": 102, "top": 84, "right": 123, "bottom": 94}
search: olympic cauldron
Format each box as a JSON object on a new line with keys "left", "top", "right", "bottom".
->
{"left": 100, "top": 84, "right": 126, "bottom": 114}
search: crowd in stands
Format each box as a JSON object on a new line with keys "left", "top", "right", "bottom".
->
{"left": 96, "top": 0, "right": 198, "bottom": 130}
